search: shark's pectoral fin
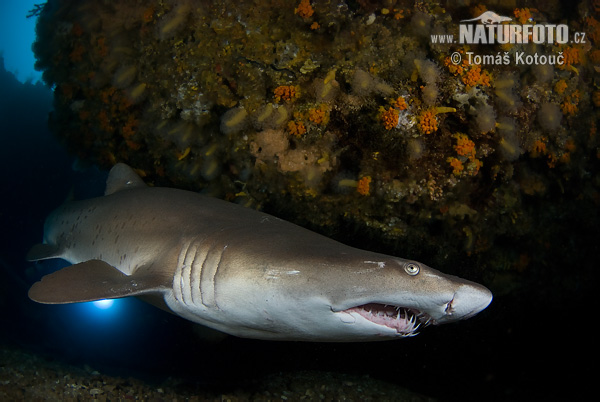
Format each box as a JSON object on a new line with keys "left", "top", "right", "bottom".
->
{"left": 26, "top": 243, "right": 62, "bottom": 262}
{"left": 28, "top": 259, "right": 170, "bottom": 304}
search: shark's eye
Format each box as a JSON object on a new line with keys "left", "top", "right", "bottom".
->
{"left": 404, "top": 262, "right": 420, "bottom": 276}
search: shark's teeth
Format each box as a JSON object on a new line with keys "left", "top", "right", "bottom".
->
{"left": 344, "top": 303, "right": 431, "bottom": 337}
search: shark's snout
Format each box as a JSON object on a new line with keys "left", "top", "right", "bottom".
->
{"left": 441, "top": 283, "right": 493, "bottom": 323}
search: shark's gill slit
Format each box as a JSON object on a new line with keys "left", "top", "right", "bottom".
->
{"left": 174, "top": 240, "right": 190, "bottom": 304}
{"left": 189, "top": 242, "right": 201, "bottom": 305}
{"left": 199, "top": 244, "right": 220, "bottom": 308}
{"left": 181, "top": 241, "right": 197, "bottom": 305}
{"left": 192, "top": 243, "right": 208, "bottom": 306}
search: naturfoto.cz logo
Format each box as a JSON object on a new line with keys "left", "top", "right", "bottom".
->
{"left": 430, "top": 10, "right": 585, "bottom": 46}
{"left": 435, "top": 10, "right": 586, "bottom": 67}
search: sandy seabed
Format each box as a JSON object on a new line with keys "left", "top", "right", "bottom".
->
{"left": 0, "top": 342, "right": 432, "bottom": 401}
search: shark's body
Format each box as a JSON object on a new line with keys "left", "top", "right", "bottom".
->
{"left": 28, "top": 164, "right": 492, "bottom": 341}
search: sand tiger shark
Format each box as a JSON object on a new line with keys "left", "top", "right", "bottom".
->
{"left": 27, "top": 163, "right": 492, "bottom": 341}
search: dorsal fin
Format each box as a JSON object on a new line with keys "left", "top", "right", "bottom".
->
{"left": 28, "top": 260, "right": 172, "bottom": 304}
{"left": 105, "top": 163, "right": 146, "bottom": 195}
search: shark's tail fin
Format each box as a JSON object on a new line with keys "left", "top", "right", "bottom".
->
{"left": 26, "top": 243, "right": 62, "bottom": 261}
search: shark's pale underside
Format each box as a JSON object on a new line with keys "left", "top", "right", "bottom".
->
{"left": 27, "top": 163, "right": 492, "bottom": 341}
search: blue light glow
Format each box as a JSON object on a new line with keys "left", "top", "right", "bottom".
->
{"left": 93, "top": 299, "right": 115, "bottom": 309}
{"left": 0, "top": 1, "right": 42, "bottom": 83}
{"left": 76, "top": 299, "right": 123, "bottom": 323}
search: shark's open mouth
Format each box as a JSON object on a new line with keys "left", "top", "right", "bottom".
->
{"left": 343, "top": 303, "right": 433, "bottom": 337}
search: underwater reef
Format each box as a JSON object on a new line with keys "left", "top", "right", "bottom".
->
{"left": 32, "top": 0, "right": 600, "bottom": 289}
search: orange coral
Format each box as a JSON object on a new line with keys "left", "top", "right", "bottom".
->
{"left": 308, "top": 104, "right": 330, "bottom": 125}
{"left": 274, "top": 85, "right": 300, "bottom": 102}
{"left": 554, "top": 80, "right": 567, "bottom": 95}
{"left": 444, "top": 54, "right": 491, "bottom": 88}
{"left": 444, "top": 52, "right": 468, "bottom": 76}
{"left": 418, "top": 109, "right": 438, "bottom": 134}
{"left": 391, "top": 96, "right": 407, "bottom": 110}
{"left": 514, "top": 8, "right": 532, "bottom": 24}
{"left": 122, "top": 115, "right": 138, "bottom": 139}
{"left": 558, "top": 46, "right": 580, "bottom": 70}
{"left": 447, "top": 157, "right": 464, "bottom": 176}
{"left": 356, "top": 176, "right": 372, "bottom": 196}
{"left": 378, "top": 97, "right": 407, "bottom": 130}
{"left": 295, "top": 0, "right": 314, "bottom": 19}
{"left": 591, "top": 50, "right": 600, "bottom": 65}
{"left": 454, "top": 133, "right": 476, "bottom": 159}
{"left": 480, "top": 70, "right": 492, "bottom": 87}
{"left": 547, "top": 153, "right": 558, "bottom": 168}
{"left": 379, "top": 106, "right": 399, "bottom": 130}
{"left": 532, "top": 139, "right": 547, "bottom": 156}
{"left": 393, "top": 9, "right": 405, "bottom": 20}
{"left": 310, "top": 22, "right": 320, "bottom": 30}
{"left": 462, "top": 65, "right": 491, "bottom": 88}
{"left": 287, "top": 120, "right": 306, "bottom": 137}
{"left": 561, "top": 90, "right": 580, "bottom": 115}
{"left": 585, "top": 16, "right": 600, "bottom": 43}
{"left": 561, "top": 101, "right": 577, "bottom": 116}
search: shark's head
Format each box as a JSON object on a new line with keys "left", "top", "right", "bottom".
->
{"left": 180, "top": 242, "right": 493, "bottom": 341}
{"left": 328, "top": 258, "right": 493, "bottom": 339}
